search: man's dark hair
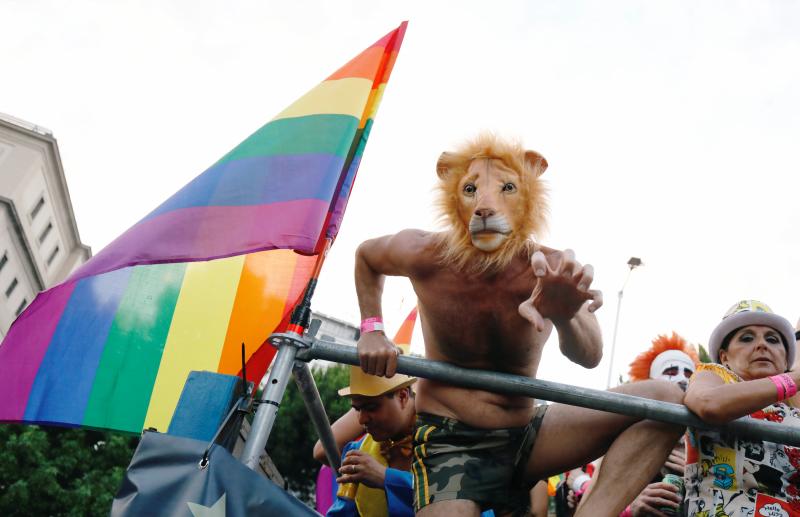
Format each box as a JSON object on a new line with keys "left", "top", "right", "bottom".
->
{"left": 385, "top": 386, "right": 415, "bottom": 399}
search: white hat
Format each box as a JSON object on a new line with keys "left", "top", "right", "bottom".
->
{"left": 708, "top": 300, "right": 795, "bottom": 367}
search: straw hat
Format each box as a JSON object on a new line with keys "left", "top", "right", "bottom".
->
{"left": 338, "top": 344, "right": 416, "bottom": 397}
{"left": 708, "top": 300, "right": 796, "bottom": 367}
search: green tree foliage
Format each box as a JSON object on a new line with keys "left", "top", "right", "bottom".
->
{"left": 697, "top": 343, "right": 712, "bottom": 363}
{"left": 0, "top": 424, "right": 138, "bottom": 516}
{"left": 266, "top": 364, "right": 351, "bottom": 502}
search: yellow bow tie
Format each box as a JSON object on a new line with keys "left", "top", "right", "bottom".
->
{"left": 379, "top": 435, "right": 413, "bottom": 460}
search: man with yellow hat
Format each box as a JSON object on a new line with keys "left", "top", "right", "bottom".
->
{"left": 327, "top": 354, "right": 417, "bottom": 517}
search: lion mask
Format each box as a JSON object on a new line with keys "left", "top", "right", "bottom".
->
{"left": 435, "top": 133, "right": 549, "bottom": 275}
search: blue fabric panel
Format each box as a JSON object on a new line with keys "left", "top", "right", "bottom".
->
{"left": 167, "top": 371, "right": 240, "bottom": 441}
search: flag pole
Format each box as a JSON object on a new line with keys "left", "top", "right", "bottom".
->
{"left": 241, "top": 240, "right": 332, "bottom": 471}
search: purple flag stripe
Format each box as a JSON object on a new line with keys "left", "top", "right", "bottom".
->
{"left": 69, "top": 200, "right": 329, "bottom": 282}
{"left": 326, "top": 155, "right": 363, "bottom": 239}
{"left": 145, "top": 153, "right": 345, "bottom": 219}
{"left": 0, "top": 281, "right": 78, "bottom": 420}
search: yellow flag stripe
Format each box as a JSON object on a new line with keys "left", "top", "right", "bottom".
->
{"left": 272, "top": 77, "right": 373, "bottom": 121}
{"left": 143, "top": 255, "right": 245, "bottom": 431}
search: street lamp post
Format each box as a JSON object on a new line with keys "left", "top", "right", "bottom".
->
{"left": 605, "top": 257, "right": 642, "bottom": 389}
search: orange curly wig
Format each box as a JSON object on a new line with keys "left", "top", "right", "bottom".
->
{"left": 628, "top": 332, "right": 700, "bottom": 382}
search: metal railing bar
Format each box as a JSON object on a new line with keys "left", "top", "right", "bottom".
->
{"left": 296, "top": 337, "right": 800, "bottom": 447}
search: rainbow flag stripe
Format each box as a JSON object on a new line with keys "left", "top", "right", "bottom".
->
{"left": 393, "top": 307, "right": 418, "bottom": 345}
{"left": 0, "top": 22, "right": 407, "bottom": 434}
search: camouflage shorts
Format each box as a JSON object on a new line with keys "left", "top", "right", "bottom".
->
{"left": 412, "top": 405, "right": 548, "bottom": 515}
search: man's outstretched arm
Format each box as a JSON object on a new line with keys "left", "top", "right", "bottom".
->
{"left": 552, "top": 305, "right": 603, "bottom": 368}
{"left": 355, "top": 230, "right": 427, "bottom": 377}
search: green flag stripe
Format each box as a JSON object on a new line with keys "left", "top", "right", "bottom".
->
{"left": 82, "top": 263, "right": 187, "bottom": 432}
{"left": 215, "top": 114, "right": 359, "bottom": 166}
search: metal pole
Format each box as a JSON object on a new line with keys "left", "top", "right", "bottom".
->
{"left": 241, "top": 333, "right": 302, "bottom": 470}
{"left": 605, "top": 288, "right": 624, "bottom": 389}
{"left": 297, "top": 338, "right": 800, "bottom": 447}
{"left": 241, "top": 242, "right": 329, "bottom": 470}
{"left": 605, "top": 259, "right": 640, "bottom": 389}
{"left": 293, "top": 361, "right": 342, "bottom": 471}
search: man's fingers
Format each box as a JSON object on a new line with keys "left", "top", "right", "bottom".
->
{"left": 576, "top": 264, "right": 594, "bottom": 291}
{"left": 647, "top": 495, "right": 680, "bottom": 507}
{"left": 343, "top": 450, "right": 365, "bottom": 461}
{"left": 668, "top": 450, "right": 685, "bottom": 463}
{"left": 376, "top": 355, "right": 388, "bottom": 377}
{"left": 366, "top": 353, "right": 380, "bottom": 376}
{"left": 558, "top": 248, "right": 577, "bottom": 278}
{"left": 643, "top": 485, "right": 681, "bottom": 504}
{"left": 587, "top": 290, "right": 603, "bottom": 312}
{"left": 385, "top": 349, "right": 398, "bottom": 378}
{"left": 518, "top": 299, "right": 545, "bottom": 331}
{"left": 530, "top": 251, "right": 548, "bottom": 276}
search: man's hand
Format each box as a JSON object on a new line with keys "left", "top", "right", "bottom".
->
{"left": 336, "top": 450, "right": 387, "bottom": 488}
{"left": 518, "top": 249, "right": 602, "bottom": 331}
{"left": 663, "top": 445, "right": 685, "bottom": 475}
{"left": 629, "top": 482, "right": 681, "bottom": 517}
{"left": 357, "top": 331, "right": 400, "bottom": 377}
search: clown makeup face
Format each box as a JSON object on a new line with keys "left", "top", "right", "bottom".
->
{"left": 650, "top": 349, "right": 696, "bottom": 391}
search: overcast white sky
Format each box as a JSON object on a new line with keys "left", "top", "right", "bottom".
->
{"left": 2, "top": 0, "right": 799, "bottom": 390}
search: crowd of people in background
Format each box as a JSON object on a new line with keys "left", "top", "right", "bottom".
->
{"left": 313, "top": 301, "right": 800, "bottom": 516}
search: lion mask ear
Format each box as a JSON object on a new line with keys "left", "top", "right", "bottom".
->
{"left": 524, "top": 150, "right": 548, "bottom": 177}
{"left": 436, "top": 152, "right": 454, "bottom": 179}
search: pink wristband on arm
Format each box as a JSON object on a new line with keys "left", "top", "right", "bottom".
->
{"left": 778, "top": 374, "right": 798, "bottom": 398}
{"left": 783, "top": 374, "right": 799, "bottom": 398}
{"left": 769, "top": 374, "right": 797, "bottom": 400}
{"left": 360, "top": 317, "right": 385, "bottom": 334}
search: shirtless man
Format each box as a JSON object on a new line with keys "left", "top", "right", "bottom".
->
{"left": 354, "top": 134, "right": 684, "bottom": 516}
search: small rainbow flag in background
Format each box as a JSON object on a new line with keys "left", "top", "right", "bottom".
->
{"left": 0, "top": 22, "right": 407, "bottom": 434}
{"left": 393, "top": 306, "right": 417, "bottom": 346}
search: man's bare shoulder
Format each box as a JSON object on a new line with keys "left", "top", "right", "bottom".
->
{"left": 358, "top": 229, "right": 445, "bottom": 276}
{"left": 385, "top": 229, "right": 443, "bottom": 272}
{"left": 391, "top": 228, "right": 441, "bottom": 248}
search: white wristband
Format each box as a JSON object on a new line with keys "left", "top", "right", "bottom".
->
{"left": 570, "top": 473, "right": 591, "bottom": 492}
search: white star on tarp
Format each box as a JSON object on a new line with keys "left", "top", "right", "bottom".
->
{"left": 187, "top": 493, "right": 226, "bottom": 517}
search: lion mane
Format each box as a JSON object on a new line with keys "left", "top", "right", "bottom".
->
{"left": 628, "top": 332, "right": 700, "bottom": 382}
{"left": 434, "top": 132, "right": 549, "bottom": 275}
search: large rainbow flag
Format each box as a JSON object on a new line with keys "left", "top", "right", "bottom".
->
{"left": 0, "top": 22, "right": 407, "bottom": 434}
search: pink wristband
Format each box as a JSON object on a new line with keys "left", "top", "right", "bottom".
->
{"left": 360, "top": 317, "right": 385, "bottom": 334}
{"left": 779, "top": 374, "right": 798, "bottom": 398}
{"left": 619, "top": 506, "right": 633, "bottom": 517}
{"left": 769, "top": 375, "right": 789, "bottom": 400}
